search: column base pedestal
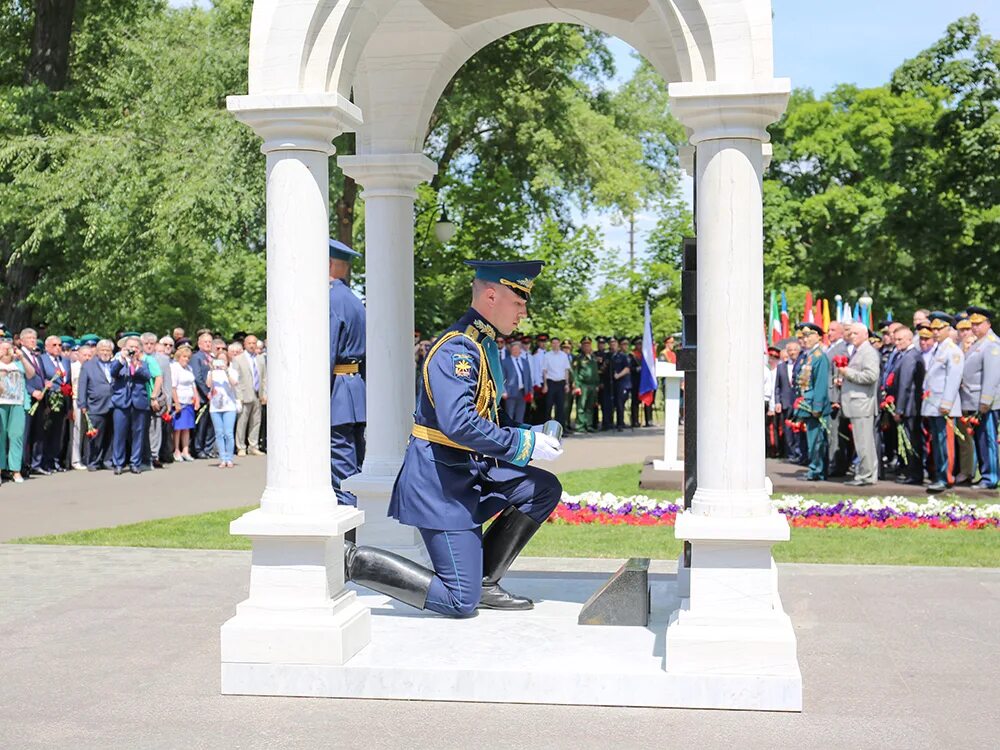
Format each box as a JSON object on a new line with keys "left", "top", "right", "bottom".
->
{"left": 342, "top": 472, "right": 431, "bottom": 566}
{"left": 221, "top": 507, "right": 371, "bottom": 692}
{"left": 663, "top": 510, "right": 802, "bottom": 710}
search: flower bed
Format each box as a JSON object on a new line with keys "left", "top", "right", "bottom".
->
{"left": 551, "top": 492, "right": 1000, "bottom": 530}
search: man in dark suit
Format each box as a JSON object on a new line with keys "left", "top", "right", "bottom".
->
{"left": 77, "top": 338, "right": 115, "bottom": 471}
{"left": 190, "top": 330, "right": 216, "bottom": 459}
{"left": 890, "top": 326, "right": 925, "bottom": 485}
{"left": 34, "top": 334, "right": 72, "bottom": 473}
{"left": 501, "top": 339, "right": 530, "bottom": 424}
{"left": 774, "top": 341, "right": 801, "bottom": 461}
{"left": 109, "top": 336, "right": 152, "bottom": 475}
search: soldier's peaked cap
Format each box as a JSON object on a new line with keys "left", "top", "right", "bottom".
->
{"left": 329, "top": 238, "right": 361, "bottom": 261}
{"left": 465, "top": 260, "right": 544, "bottom": 299}
{"left": 966, "top": 305, "right": 993, "bottom": 324}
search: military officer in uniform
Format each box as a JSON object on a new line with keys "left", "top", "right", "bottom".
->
{"left": 921, "top": 312, "right": 964, "bottom": 493}
{"left": 328, "top": 239, "right": 367, "bottom": 510}
{"left": 611, "top": 337, "right": 631, "bottom": 431}
{"left": 345, "top": 260, "right": 563, "bottom": 617}
{"left": 795, "top": 323, "right": 831, "bottom": 481}
{"left": 964, "top": 306, "right": 1000, "bottom": 489}
{"left": 572, "top": 337, "right": 599, "bottom": 433}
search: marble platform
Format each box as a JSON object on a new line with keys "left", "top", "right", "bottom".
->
{"left": 222, "top": 571, "right": 802, "bottom": 711}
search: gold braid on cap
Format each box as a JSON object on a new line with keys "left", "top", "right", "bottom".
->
{"left": 500, "top": 277, "right": 534, "bottom": 295}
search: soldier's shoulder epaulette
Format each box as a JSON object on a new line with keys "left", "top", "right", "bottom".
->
{"left": 812, "top": 350, "right": 823, "bottom": 361}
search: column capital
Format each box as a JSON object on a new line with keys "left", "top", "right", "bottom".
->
{"left": 668, "top": 79, "right": 791, "bottom": 145}
{"left": 338, "top": 153, "right": 438, "bottom": 198}
{"left": 227, "top": 93, "right": 363, "bottom": 155}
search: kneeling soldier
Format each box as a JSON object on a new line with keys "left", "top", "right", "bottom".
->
{"left": 345, "top": 260, "right": 563, "bottom": 616}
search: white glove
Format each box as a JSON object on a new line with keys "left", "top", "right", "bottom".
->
{"left": 531, "top": 433, "right": 563, "bottom": 462}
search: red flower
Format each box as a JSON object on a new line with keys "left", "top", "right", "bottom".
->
{"left": 923, "top": 390, "right": 931, "bottom": 400}
{"left": 885, "top": 395, "right": 895, "bottom": 405}
{"left": 161, "top": 412, "right": 173, "bottom": 423}
{"left": 833, "top": 355, "right": 849, "bottom": 368}
{"left": 59, "top": 382, "right": 73, "bottom": 397}
{"left": 86, "top": 429, "right": 98, "bottom": 439}
{"left": 793, "top": 396, "right": 804, "bottom": 410}
{"left": 886, "top": 372, "right": 895, "bottom": 388}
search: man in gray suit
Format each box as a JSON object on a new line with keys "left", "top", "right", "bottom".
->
{"left": 142, "top": 333, "right": 173, "bottom": 468}
{"left": 233, "top": 334, "right": 266, "bottom": 455}
{"left": 835, "top": 323, "right": 880, "bottom": 486}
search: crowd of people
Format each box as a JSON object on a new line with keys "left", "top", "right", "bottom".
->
{"left": 415, "top": 331, "right": 679, "bottom": 434}
{"left": 764, "top": 307, "right": 1000, "bottom": 491}
{"left": 0, "top": 326, "right": 267, "bottom": 485}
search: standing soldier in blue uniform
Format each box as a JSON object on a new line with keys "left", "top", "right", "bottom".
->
{"left": 921, "top": 312, "right": 964, "bottom": 493}
{"left": 328, "top": 239, "right": 367, "bottom": 512}
{"left": 795, "top": 323, "right": 831, "bottom": 481}
{"left": 344, "top": 260, "right": 563, "bottom": 617}
{"left": 964, "top": 306, "right": 1000, "bottom": 489}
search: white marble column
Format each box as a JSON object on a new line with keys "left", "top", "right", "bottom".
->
{"left": 219, "top": 94, "right": 371, "bottom": 693}
{"left": 663, "top": 80, "right": 801, "bottom": 708}
{"left": 338, "top": 153, "right": 437, "bottom": 563}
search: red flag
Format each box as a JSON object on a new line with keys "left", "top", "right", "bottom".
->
{"left": 804, "top": 291, "right": 814, "bottom": 323}
{"left": 814, "top": 299, "right": 823, "bottom": 329}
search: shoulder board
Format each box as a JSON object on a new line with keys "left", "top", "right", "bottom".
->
{"left": 422, "top": 331, "right": 484, "bottom": 408}
{"left": 812, "top": 351, "right": 823, "bottom": 361}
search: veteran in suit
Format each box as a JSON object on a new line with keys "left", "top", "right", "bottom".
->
{"left": 963, "top": 306, "right": 1000, "bottom": 489}
{"left": 890, "top": 326, "right": 926, "bottom": 485}
{"left": 921, "top": 312, "right": 964, "bottom": 493}
{"left": 109, "top": 336, "right": 152, "bottom": 475}
{"left": 233, "top": 334, "right": 266, "bottom": 456}
{"left": 77, "top": 339, "right": 116, "bottom": 471}
{"left": 835, "top": 323, "right": 881, "bottom": 486}
{"left": 345, "top": 261, "right": 563, "bottom": 618}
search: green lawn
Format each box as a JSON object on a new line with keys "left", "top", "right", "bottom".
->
{"left": 10, "top": 463, "right": 1000, "bottom": 567}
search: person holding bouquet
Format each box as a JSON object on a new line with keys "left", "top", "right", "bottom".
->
{"left": 794, "top": 323, "right": 831, "bottom": 482}
{"left": 835, "top": 323, "right": 881, "bottom": 486}
{"left": 33, "top": 335, "right": 73, "bottom": 474}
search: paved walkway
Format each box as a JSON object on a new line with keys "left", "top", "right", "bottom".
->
{"left": 0, "top": 429, "right": 663, "bottom": 541}
{"left": 1, "top": 545, "right": 997, "bottom": 749}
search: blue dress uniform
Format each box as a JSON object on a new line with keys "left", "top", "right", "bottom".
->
{"left": 347, "top": 260, "right": 562, "bottom": 618}
{"left": 328, "top": 239, "right": 366, "bottom": 506}
{"left": 921, "top": 312, "right": 964, "bottom": 492}
{"left": 795, "top": 323, "right": 831, "bottom": 481}
{"left": 964, "top": 307, "right": 1000, "bottom": 489}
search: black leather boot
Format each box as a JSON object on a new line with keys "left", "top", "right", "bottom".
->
{"left": 345, "top": 542, "right": 434, "bottom": 610}
{"left": 479, "top": 506, "right": 541, "bottom": 610}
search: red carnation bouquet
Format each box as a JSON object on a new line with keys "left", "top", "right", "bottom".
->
{"left": 832, "top": 355, "right": 849, "bottom": 369}
{"left": 162, "top": 411, "right": 174, "bottom": 423}
{"left": 84, "top": 411, "right": 98, "bottom": 439}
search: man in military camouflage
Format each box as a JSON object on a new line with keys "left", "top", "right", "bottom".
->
{"left": 571, "top": 337, "right": 600, "bottom": 433}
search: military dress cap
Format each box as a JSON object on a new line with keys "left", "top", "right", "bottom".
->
{"left": 329, "top": 238, "right": 361, "bottom": 261}
{"left": 798, "top": 322, "right": 824, "bottom": 335}
{"left": 595, "top": 336, "right": 606, "bottom": 343}
{"left": 928, "top": 311, "right": 954, "bottom": 329}
{"left": 79, "top": 334, "right": 100, "bottom": 346}
{"left": 59, "top": 335, "right": 75, "bottom": 346}
{"left": 966, "top": 305, "right": 993, "bottom": 324}
{"left": 536, "top": 332, "right": 549, "bottom": 341}
{"left": 580, "top": 336, "right": 592, "bottom": 344}
{"left": 877, "top": 319, "right": 892, "bottom": 332}
{"left": 464, "top": 259, "right": 544, "bottom": 298}
{"left": 916, "top": 324, "right": 934, "bottom": 339}
{"left": 767, "top": 345, "right": 781, "bottom": 355}
{"left": 121, "top": 331, "right": 141, "bottom": 339}
{"left": 176, "top": 337, "right": 193, "bottom": 348}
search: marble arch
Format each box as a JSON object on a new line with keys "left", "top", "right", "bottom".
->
{"left": 222, "top": 0, "right": 799, "bottom": 710}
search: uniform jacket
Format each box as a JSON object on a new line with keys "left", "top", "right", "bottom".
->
{"left": 960, "top": 329, "right": 1000, "bottom": 411}
{"left": 572, "top": 353, "right": 600, "bottom": 387}
{"left": 611, "top": 352, "right": 631, "bottom": 391}
{"left": 839, "top": 341, "right": 880, "bottom": 418}
{"left": 330, "top": 278, "right": 366, "bottom": 426}
{"left": 109, "top": 356, "right": 152, "bottom": 411}
{"left": 390, "top": 308, "right": 536, "bottom": 531}
{"left": 921, "top": 338, "right": 963, "bottom": 418}
{"left": 501, "top": 354, "right": 530, "bottom": 400}
{"left": 77, "top": 357, "right": 115, "bottom": 414}
{"left": 893, "top": 346, "right": 925, "bottom": 418}
{"left": 797, "top": 345, "right": 831, "bottom": 417}
{"left": 233, "top": 351, "right": 266, "bottom": 403}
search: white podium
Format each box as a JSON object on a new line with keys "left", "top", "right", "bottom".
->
{"left": 653, "top": 361, "right": 684, "bottom": 471}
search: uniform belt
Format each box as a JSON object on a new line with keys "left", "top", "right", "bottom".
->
{"left": 333, "top": 363, "right": 360, "bottom": 375}
{"left": 411, "top": 424, "right": 472, "bottom": 452}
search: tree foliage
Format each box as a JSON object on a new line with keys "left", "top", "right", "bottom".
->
{"left": 764, "top": 15, "right": 1000, "bottom": 315}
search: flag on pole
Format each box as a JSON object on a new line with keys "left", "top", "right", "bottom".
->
{"left": 768, "top": 291, "right": 781, "bottom": 344}
{"left": 814, "top": 299, "right": 823, "bottom": 329}
{"left": 835, "top": 295, "right": 843, "bottom": 323}
{"left": 822, "top": 298, "right": 831, "bottom": 333}
{"left": 780, "top": 291, "right": 790, "bottom": 339}
{"left": 639, "top": 300, "right": 657, "bottom": 407}
{"left": 804, "top": 291, "right": 814, "bottom": 323}
{"left": 887, "top": 309, "right": 893, "bottom": 322}
{"left": 841, "top": 296, "right": 853, "bottom": 324}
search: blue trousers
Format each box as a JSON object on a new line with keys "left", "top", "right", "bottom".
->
{"left": 331, "top": 423, "right": 366, "bottom": 506}
{"left": 210, "top": 410, "right": 237, "bottom": 463}
{"left": 928, "top": 416, "right": 955, "bottom": 485}
{"left": 419, "top": 462, "right": 562, "bottom": 617}
{"left": 804, "top": 416, "right": 828, "bottom": 480}
{"left": 974, "top": 410, "right": 999, "bottom": 488}
{"left": 112, "top": 407, "right": 149, "bottom": 468}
